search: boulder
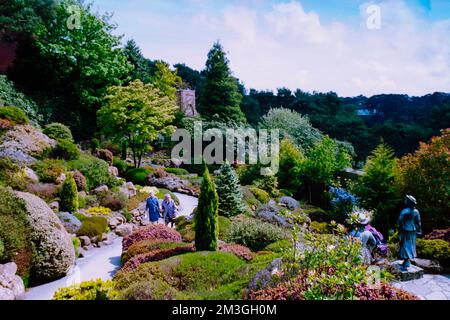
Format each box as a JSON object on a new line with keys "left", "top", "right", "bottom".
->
{"left": 56, "top": 173, "right": 66, "bottom": 184}
{"left": 247, "top": 258, "right": 283, "bottom": 295}
{"left": 278, "top": 196, "right": 299, "bottom": 210}
{"left": 94, "top": 185, "right": 109, "bottom": 194}
{"left": 412, "top": 258, "right": 443, "bottom": 274}
{"left": 78, "top": 236, "right": 91, "bottom": 247}
{"left": 24, "top": 167, "right": 39, "bottom": 183}
{"left": 108, "top": 217, "right": 121, "bottom": 229}
{"left": 390, "top": 260, "right": 424, "bottom": 281}
{"left": 0, "top": 125, "right": 56, "bottom": 166}
{"left": 120, "top": 181, "right": 137, "bottom": 199}
{"left": 72, "top": 170, "right": 87, "bottom": 191}
{"left": 0, "top": 263, "right": 25, "bottom": 300}
{"left": 115, "top": 224, "right": 134, "bottom": 237}
{"left": 14, "top": 191, "right": 76, "bottom": 283}
{"left": 57, "top": 212, "right": 82, "bottom": 234}
{"left": 49, "top": 201, "right": 59, "bottom": 213}
{"left": 108, "top": 166, "right": 119, "bottom": 177}
{"left": 145, "top": 173, "right": 198, "bottom": 196}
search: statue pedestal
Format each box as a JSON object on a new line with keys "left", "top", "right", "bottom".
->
{"left": 391, "top": 261, "right": 424, "bottom": 282}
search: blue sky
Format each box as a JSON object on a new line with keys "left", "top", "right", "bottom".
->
{"left": 92, "top": 0, "right": 450, "bottom": 96}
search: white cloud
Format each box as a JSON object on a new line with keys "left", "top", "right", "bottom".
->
{"left": 110, "top": 0, "right": 450, "bottom": 96}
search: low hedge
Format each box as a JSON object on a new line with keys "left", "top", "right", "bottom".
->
{"left": 0, "top": 106, "right": 29, "bottom": 125}
{"left": 126, "top": 168, "right": 153, "bottom": 185}
{"left": 76, "top": 216, "right": 108, "bottom": 238}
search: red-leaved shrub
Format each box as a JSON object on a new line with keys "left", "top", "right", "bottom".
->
{"left": 219, "top": 243, "right": 254, "bottom": 261}
{"left": 121, "top": 244, "right": 195, "bottom": 272}
{"left": 26, "top": 183, "right": 59, "bottom": 201}
{"left": 123, "top": 224, "right": 182, "bottom": 251}
{"left": 424, "top": 228, "right": 450, "bottom": 243}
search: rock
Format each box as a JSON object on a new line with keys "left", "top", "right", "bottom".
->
{"left": 72, "top": 170, "right": 87, "bottom": 191}
{"left": 145, "top": 173, "right": 198, "bottom": 196}
{"left": 24, "top": 167, "right": 39, "bottom": 183}
{"left": 278, "top": 196, "right": 299, "bottom": 210}
{"left": 78, "top": 236, "right": 91, "bottom": 247}
{"left": 49, "top": 201, "right": 59, "bottom": 213}
{"left": 108, "top": 217, "right": 120, "bottom": 229}
{"left": 57, "top": 212, "right": 82, "bottom": 234}
{"left": 170, "top": 158, "right": 183, "bottom": 168}
{"left": 108, "top": 166, "right": 119, "bottom": 177}
{"left": 94, "top": 185, "right": 109, "bottom": 194}
{"left": 115, "top": 224, "right": 134, "bottom": 237}
{"left": 390, "top": 260, "right": 424, "bottom": 281}
{"left": 120, "top": 182, "right": 137, "bottom": 198}
{"left": 0, "top": 263, "right": 25, "bottom": 300}
{"left": 56, "top": 173, "right": 66, "bottom": 184}
{"left": 14, "top": 192, "right": 76, "bottom": 283}
{"left": 412, "top": 258, "right": 443, "bottom": 274}
{"left": 247, "top": 258, "right": 283, "bottom": 295}
{"left": 95, "top": 149, "right": 113, "bottom": 165}
{"left": 78, "top": 191, "right": 88, "bottom": 198}
{"left": 0, "top": 125, "right": 56, "bottom": 166}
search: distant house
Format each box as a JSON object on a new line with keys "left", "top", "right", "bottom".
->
{"left": 177, "top": 89, "right": 198, "bottom": 117}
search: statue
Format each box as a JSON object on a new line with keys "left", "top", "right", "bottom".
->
{"left": 397, "top": 195, "right": 422, "bottom": 270}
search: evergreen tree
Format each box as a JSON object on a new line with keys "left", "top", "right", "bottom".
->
{"left": 355, "top": 143, "right": 400, "bottom": 235}
{"left": 195, "top": 167, "right": 219, "bottom": 251}
{"left": 199, "top": 42, "right": 246, "bottom": 124}
{"left": 215, "top": 162, "right": 244, "bottom": 217}
{"left": 151, "top": 61, "right": 182, "bottom": 101}
{"left": 123, "top": 39, "right": 152, "bottom": 83}
{"left": 60, "top": 174, "right": 79, "bottom": 213}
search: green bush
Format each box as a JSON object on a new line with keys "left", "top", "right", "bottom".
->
{"left": 60, "top": 174, "right": 78, "bottom": 212}
{"left": 310, "top": 221, "right": 330, "bottom": 234}
{"left": 73, "top": 212, "right": 87, "bottom": 222}
{"left": 218, "top": 216, "right": 231, "bottom": 240}
{"left": 113, "top": 158, "right": 130, "bottom": 176}
{"left": 248, "top": 187, "right": 270, "bottom": 204}
{"left": 0, "top": 187, "right": 33, "bottom": 278}
{"left": 68, "top": 154, "right": 117, "bottom": 190}
{"left": 264, "top": 239, "right": 292, "bottom": 253}
{"left": 34, "top": 159, "right": 66, "bottom": 184}
{"left": 53, "top": 279, "right": 117, "bottom": 300}
{"left": 0, "top": 106, "right": 29, "bottom": 125}
{"left": 52, "top": 139, "right": 80, "bottom": 160}
{"left": 76, "top": 216, "right": 108, "bottom": 238}
{"left": 254, "top": 175, "right": 279, "bottom": 197}
{"left": 126, "top": 168, "right": 153, "bottom": 185}
{"left": 119, "top": 280, "right": 182, "bottom": 300}
{"left": 226, "top": 219, "right": 287, "bottom": 252}
{"left": 215, "top": 162, "right": 245, "bottom": 218}
{"left": 72, "top": 237, "right": 81, "bottom": 258}
{"left": 90, "top": 138, "right": 100, "bottom": 152}
{"left": 165, "top": 168, "right": 189, "bottom": 176}
{"left": 43, "top": 123, "right": 73, "bottom": 141}
{"left": 417, "top": 239, "right": 450, "bottom": 264}
{"left": 175, "top": 216, "right": 195, "bottom": 242}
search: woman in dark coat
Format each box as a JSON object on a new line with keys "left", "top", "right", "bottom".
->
{"left": 398, "top": 195, "right": 422, "bottom": 269}
{"left": 146, "top": 192, "right": 161, "bottom": 224}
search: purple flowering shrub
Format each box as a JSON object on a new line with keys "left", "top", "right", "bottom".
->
{"left": 123, "top": 225, "right": 182, "bottom": 251}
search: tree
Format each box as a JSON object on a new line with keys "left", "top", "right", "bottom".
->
{"left": 277, "top": 138, "right": 305, "bottom": 193}
{"left": 97, "top": 80, "right": 177, "bottom": 168}
{"left": 123, "top": 39, "right": 152, "bottom": 83}
{"left": 151, "top": 61, "right": 182, "bottom": 101}
{"left": 214, "top": 162, "right": 244, "bottom": 218}
{"left": 397, "top": 129, "right": 450, "bottom": 231}
{"left": 60, "top": 174, "right": 78, "bottom": 212}
{"left": 195, "top": 166, "right": 219, "bottom": 251}
{"left": 355, "top": 143, "right": 400, "bottom": 235}
{"left": 5, "top": 0, "right": 131, "bottom": 138}
{"left": 259, "top": 108, "right": 323, "bottom": 153}
{"left": 199, "top": 42, "right": 246, "bottom": 124}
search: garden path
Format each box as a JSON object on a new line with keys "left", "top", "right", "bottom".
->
{"left": 392, "top": 274, "right": 450, "bottom": 300}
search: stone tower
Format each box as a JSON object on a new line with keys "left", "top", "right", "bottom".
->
{"left": 177, "top": 89, "right": 198, "bottom": 117}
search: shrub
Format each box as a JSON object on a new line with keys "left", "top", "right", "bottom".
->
{"left": 98, "top": 190, "right": 128, "bottom": 211}
{"left": 68, "top": 154, "right": 117, "bottom": 190}
{"left": 25, "top": 183, "right": 59, "bottom": 202}
{"left": 53, "top": 279, "right": 117, "bottom": 300}
{"left": 417, "top": 239, "right": 450, "bottom": 264}
{"left": 119, "top": 280, "right": 181, "bottom": 300}
{"left": 85, "top": 206, "right": 112, "bottom": 216}
{"left": 52, "top": 139, "right": 80, "bottom": 160}
{"left": 219, "top": 243, "right": 253, "bottom": 261}
{"left": 34, "top": 159, "right": 66, "bottom": 184}
{"left": 43, "top": 123, "right": 73, "bottom": 141}
{"left": 218, "top": 216, "right": 231, "bottom": 240}
{"left": 241, "top": 186, "right": 261, "bottom": 208}
{"left": 264, "top": 239, "right": 292, "bottom": 253}
{"left": 123, "top": 225, "right": 182, "bottom": 251}
{"left": 113, "top": 158, "right": 130, "bottom": 176}
{"left": 0, "top": 118, "right": 13, "bottom": 132}
{"left": 126, "top": 168, "right": 152, "bottom": 185}
{"left": 76, "top": 216, "right": 108, "bottom": 238}
{"left": 165, "top": 168, "right": 189, "bottom": 175}
{"left": 72, "top": 237, "right": 81, "bottom": 258}
{"left": 60, "top": 174, "right": 79, "bottom": 212}
{"left": 0, "top": 106, "right": 29, "bottom": 125}
{"left": 214, "top": 162, "right": 245, "bottom": 218}
{"left": 175, "top": 216, "right": 195, "bottom": 242}
{"left": 226, "top": 219, "right": 287, "bottom": 252}
{"left": 424, "top": 228, "right": 450, "bottom": 243}
{"left": 73, "top": 212, "right": 87, "bottom": 222}
{"left": 72, "top": 170, "right": 87, "bottom": 191}
{"left": 0, "top": 187, "right": 33, "bottom": 278}
{"left": 310, "top": 221, "right": 330, "bottom": 234}
{"left": 95, "top": 149, "right": 113, "bottom": 165}
{"left": 328, "top": 187, "right": 359, "bottom": 222}
{"left": 90, "top": 138, "right": 100, "bottom": 152}
{"left": 248, "top": 187, "right": 270, "bottom": 204}
{"left": 122, "top": 240, "right": 187, "bottom": 264}
{"left": 254, "top": 175, "right": 279, "bottom": 197}
{"left": 195, "top": 167, "right": 219, "bottom": 251}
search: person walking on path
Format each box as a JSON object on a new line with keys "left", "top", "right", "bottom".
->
{"left": 146, "top": 191, "right": 161, "bottom": 224}
{"left": 398, "top": 195, "right": 422, "bottom": 270}
{"left": 162, "top": 194, "right": 178, "bottom": 228}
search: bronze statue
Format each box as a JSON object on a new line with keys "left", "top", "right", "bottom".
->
{"left": 397, "top": 195, "right": 422, "bottom": 270}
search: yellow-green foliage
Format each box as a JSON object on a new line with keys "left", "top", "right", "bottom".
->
{"left": 76, "top": 216, "right": 108, "bottom": 238}
{"left": 60, "top": 174, "right": 78, "bottom": 212}
{"left": 34, "top": 159, "right": 66, "bottom": 184}
{"left": 248, "top": 187, "right": 270, "bottom": 204}
{"left": 310, "top": 221, "right": 330, "bottom": 234}
{"left": 53, "top": 279, "right": 117, "bottom": 300}
{"left": 0, "top": 106, "right": 29, "bottom": 125}
{"left": 85, "top": 206, "right": 111, "bottom": 215}
{"left": 417, "top": 239, "right": 450, "bottom": 262}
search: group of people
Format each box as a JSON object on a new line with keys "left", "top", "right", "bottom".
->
{"left": 145, "top": 192, "right": 178, "bottom": 227}
{"left": 348, "top": 195, "right": 422, "bottom": 270}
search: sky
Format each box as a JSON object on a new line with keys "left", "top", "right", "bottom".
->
{"left": 91, "top": 0, "right": 450, "bottom": 97}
